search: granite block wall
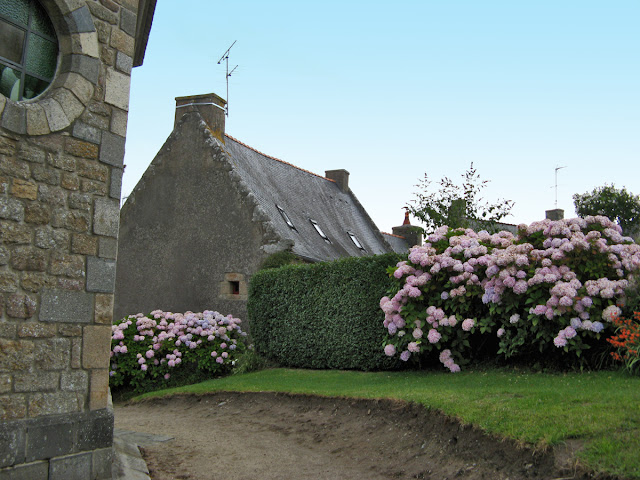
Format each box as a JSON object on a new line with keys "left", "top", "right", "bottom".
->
{"left": 0, "top": 0, "right": 146, "bottom": 477}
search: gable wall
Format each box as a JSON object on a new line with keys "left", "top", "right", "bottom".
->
{"left": 0, "top": 1, "right": 141, "bottom": 477}
{"left": 115, "top": 113, "right": 268, "bottom": 324}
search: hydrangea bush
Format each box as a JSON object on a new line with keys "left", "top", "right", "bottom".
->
{"left": 110, "top": 309, "right": 249, "bottom": 393}
{"left": 382, "top": 216, "right": 640, "bottom": 372}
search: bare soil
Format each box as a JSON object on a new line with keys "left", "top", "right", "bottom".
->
{"left": 114, "top": 391, "right": 616, "bottom": 480}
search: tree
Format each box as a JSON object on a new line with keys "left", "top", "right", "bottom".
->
{"left": 573, "top": 184, "right": 640, "bottom": 237}
{"left": 407, "top": 163, "right": 515, "bottom": 233}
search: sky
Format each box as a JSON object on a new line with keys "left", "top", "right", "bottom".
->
{"left": 123, "top": 0, "right": 639, "bottom": 234}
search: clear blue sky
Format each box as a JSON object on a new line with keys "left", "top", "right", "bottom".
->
{"left": 123, "top": 0, "right": 639, "bottom": 233}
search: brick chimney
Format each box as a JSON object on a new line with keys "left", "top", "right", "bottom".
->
{"left": 175, "top": 93, "right": 226, "bottom": 142}
{"left": 392, "top": 210, "right": 423, "bottom": 247}
{"left": 325, "top": 169, "right": 350, "bottom": 193}
{"left": 545, "top": 209, "right": 564, "bottom": 220}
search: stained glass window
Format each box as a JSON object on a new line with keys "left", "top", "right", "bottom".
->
{"left": 0, "top": 0, "right": 58, "bottom": 101}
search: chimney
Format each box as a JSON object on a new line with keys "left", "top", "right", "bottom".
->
{"left": 545, "top": 209, "right": 564, "bottom": 220}
{"left": 325, "top": 169, "right": 350, "bottom": 193}
{"left": 175, "top": 93, "right": 227, "bottom": 142}
{"left": 392, "top": 210, "right": 423, "bottom": 247}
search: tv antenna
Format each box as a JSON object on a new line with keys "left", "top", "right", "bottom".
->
{"left": 553, "top": 165, "right": 567, "bottom": 208}
{"left": 217, "top": 41, "right": 238, "bottom": 117}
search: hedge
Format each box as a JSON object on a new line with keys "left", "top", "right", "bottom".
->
{"left": 248, "top": 253, "right": 402, "bottom": 370}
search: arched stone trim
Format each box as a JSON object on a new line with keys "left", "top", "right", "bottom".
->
{"left": 0, "top": 0, "right": 99, "bottom": 135}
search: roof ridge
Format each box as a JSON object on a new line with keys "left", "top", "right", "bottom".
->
{"left": 381, "top": 231, "right": 406, "bottom": 239}
{"left": 224, "top": 133, "right": 335, "bottom": 183}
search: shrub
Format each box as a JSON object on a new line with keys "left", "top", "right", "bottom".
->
{"left": 621, "top": 273, "right": 640, "bottom": 317}
{"left": 258, "top": 250, "right": 305, "bottom": 270}
{"left": 607, "top": 311, "right": 640, "bottom": 374}
{"left": 110, "top": 310, "right": 249, "bottom": 394}
{"left": 249, "top": 253, "right": 402, "bottom": 370}
{"left": 232, "top": 349, "right": 277, "bottom": 375}
{"left": 382, "top": 216, "right": 640, "bottom": 371}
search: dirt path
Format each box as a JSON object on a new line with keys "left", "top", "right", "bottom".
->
{"left": 114, "top": 391, "right": 603, "bottom": 480}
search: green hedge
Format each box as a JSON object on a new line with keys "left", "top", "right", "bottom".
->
{"left": 248, "top": 253, "right": 402, "bottom": 370}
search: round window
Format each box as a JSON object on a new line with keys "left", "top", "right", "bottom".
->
{"left": 0, "top": 0, "right": 58, "bottom": 101}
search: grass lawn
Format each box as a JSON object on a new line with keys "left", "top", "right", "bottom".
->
{"left": 132, "top": 367, "right": 640, "bottom": 479}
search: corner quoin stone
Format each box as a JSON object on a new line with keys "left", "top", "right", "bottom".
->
{"left": 82, "top": 327, "right": 111, "bottom": 369}
{"left": 99, "top": 132, "right": 125, "bottom": 167}
{"left": 86, "top": 256, "right": 116, "bottom": 293}
{"left": 104, "top": 69, "right": 130, "bottom": 111}
{"left": 92, "top": 198, "right": 119, "bottom": 237}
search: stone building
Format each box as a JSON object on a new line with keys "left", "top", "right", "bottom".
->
{"left": 115, "top": 93, "right": 418, "bottom": 323}
{"left": 0, "top": 0, "right": 155, "bottom": 478}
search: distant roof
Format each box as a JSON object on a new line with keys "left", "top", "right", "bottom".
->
{"left": 381, "top": 232, "right": 410, "bottom": 254}
{"left": 221, "top": 134, "right": 396, "bottom": 262}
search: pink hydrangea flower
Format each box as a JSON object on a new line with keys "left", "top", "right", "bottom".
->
{"left": 384, "top": 344, "right": 396, "bottom": 356}
{"left": 554, "top": 336, "right": 567, "bottom": 347}
{"left": 427, "top": 329, "right": 441, "bottom": 344}
{"left": 461, "top": 319, "right": 475, "bottom": 331}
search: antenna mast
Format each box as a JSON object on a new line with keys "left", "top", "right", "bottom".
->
{"left": 554, "top": 165, "right": 567, "bottom": 208}
{"left": 217, "top": 41, "right": 238, "bottom": 117}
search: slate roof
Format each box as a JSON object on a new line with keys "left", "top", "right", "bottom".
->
{"left": 381, "top": 232, "right": 410, "bottom": 253}
{"left": 221, "top": 134, "right": 399, "bottom": 262}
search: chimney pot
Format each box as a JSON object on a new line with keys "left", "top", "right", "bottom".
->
{"left": 175, "top": 93, "right": 226, "bottom": 142}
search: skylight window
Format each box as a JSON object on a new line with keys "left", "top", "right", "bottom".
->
{"left": 276, "top": 204, "right": 296, "bottom": 229}
{"left": 310, "top": 219, "right": 330, "bottom": 243}
{"left": 348, "top": 232, "right": 365, "bottom": 251}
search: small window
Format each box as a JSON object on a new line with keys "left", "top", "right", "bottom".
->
{"left": 229, "top": 281, "right": 240, "bottom": 295}
{"left": 348, "top": 232, "right": 365, "bottom": 251}
{"left": 276, "top": 204, "right": 296, "bottom": 229}
{"left": 0, "top": 0, "right": 58, "bottom": 101}
{"left": 310, "top": 219, "right": 330, "bottom": 243}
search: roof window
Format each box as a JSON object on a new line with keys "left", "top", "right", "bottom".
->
{"left": 310, "top": 219, "right": 330, "bottom": 243}
{"left": 276, "top": 205, "right": 296, "bottom": 230}
{"left": 348, "top": 232, "right": 365, "bottom": 251}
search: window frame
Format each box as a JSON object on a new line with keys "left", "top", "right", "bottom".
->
{"left": 310, "top": 219, "right": 331, "bottom": 243}
{"left": 276, "top": 204, "right": 296, "bottom": 230}
{"left": 347, "top": 231, "right": 366, "bottom": 251}
{"left": 0, "top": 0, "right": 58, "bottom": 101}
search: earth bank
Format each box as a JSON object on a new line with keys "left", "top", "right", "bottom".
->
{"left": 114, "top": 391, "right": 618, "bottom": 480}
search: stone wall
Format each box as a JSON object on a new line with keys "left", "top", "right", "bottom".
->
{"left": 114, "top": 112, "right": 267, "bottom": 324}
{"left": 0, "top": 0, "right": 143, "bottom": 477}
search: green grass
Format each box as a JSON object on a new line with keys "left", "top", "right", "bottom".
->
{"left": 131, "top": 368, "right": 640, "bottom": 479}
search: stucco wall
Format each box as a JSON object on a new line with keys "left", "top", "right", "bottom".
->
{"left": 115, "top": 113, "right": 267, "bottom": 324}
{"left": 0, "top": 0, "right": 139, "bottom": 477}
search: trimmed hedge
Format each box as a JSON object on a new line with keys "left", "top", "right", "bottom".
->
{"left": 248, "top": 253, "right": 402, "bottom": 370}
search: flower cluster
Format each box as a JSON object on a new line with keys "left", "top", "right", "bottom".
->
{"left": 110, "top": 309, "right": 249, "bottom": 392}
{"left": 382, "top": 216, "right": 640, "bottom": 371}
{"left": 607, "top": 311, "right": 640, "bottom": 374}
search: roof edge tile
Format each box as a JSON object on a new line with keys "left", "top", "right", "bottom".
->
{"left": 382, "top": 232, "right": 406, "bottom": 239}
